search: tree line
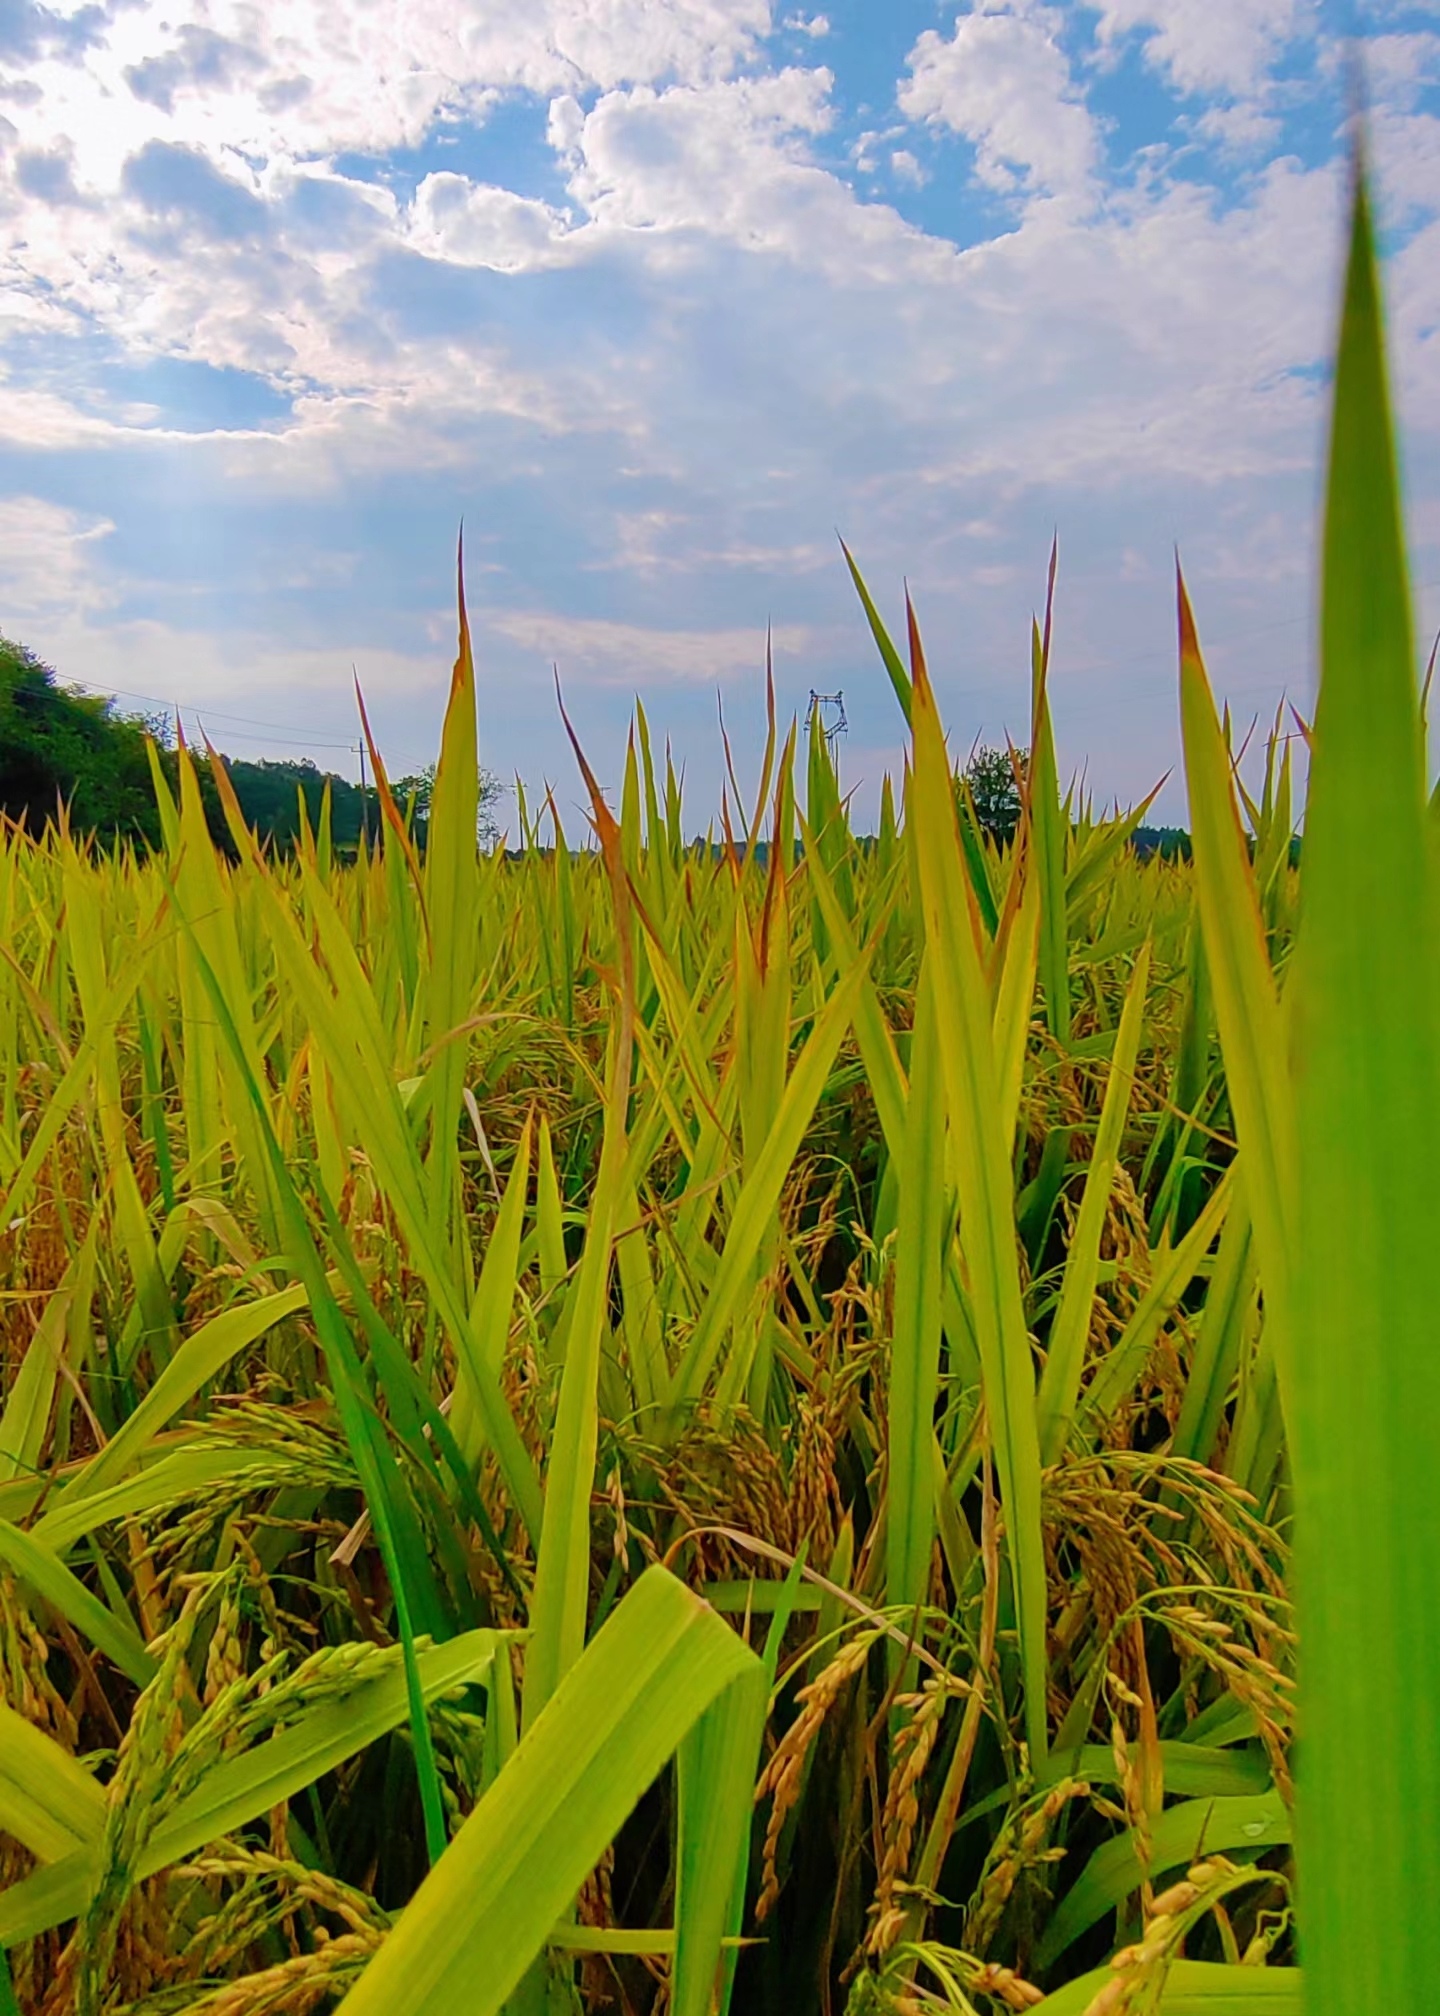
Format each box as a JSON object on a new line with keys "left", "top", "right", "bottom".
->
{"left": 0, "top": 636, "right": 501, "bottom": 853}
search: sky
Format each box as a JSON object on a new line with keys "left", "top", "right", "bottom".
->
{"left": 2, "top": 0, "right": 1438, "bottom": 833}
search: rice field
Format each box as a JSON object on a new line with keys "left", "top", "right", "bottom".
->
{"left": 0, "top": 167, "right": 1434, "bottom": 2016}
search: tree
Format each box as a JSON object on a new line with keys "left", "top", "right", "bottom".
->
{"left": 963, "top": 742, "right": 1028, "bottom": 843}
{"left": 0, "top": 635, "right": 175, "bottom": 846}
{"left": 220, "top": 757, "right": 372, "bottom": 851}
{"left": 391, "top": 761, "right": 507, "bottom": 849}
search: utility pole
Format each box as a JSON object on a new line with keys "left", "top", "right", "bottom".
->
{"left": 355, "top": 741, "right": 369, "bottom": 850}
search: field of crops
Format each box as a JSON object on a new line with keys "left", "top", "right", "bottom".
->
{"left": 0, "top": 173, "right": 1433, "bottom": 2016}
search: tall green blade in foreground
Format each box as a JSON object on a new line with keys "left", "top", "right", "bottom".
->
{"left": 1292, "top": 162, "right": 1440, "bottom": 2013}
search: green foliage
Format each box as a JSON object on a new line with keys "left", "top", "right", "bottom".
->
{"left": 0, "top": 638, "right": 169, "bottom": 846}
{"left": 393, "top": 759, "right": 507, "bottom": 848}
{"left": 220, "top": 757, "right": 370, "bottom": 851}
{"left": 963, "top": 741, "right": 1027, "bottom": 842}
{"left": 0, "top": 625, "right": 1297, "bottom": 2016}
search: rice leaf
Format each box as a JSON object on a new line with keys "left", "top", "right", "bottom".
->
{"left": 1289, "top": 159, "right": 1440, "bottom": 2016}
{"left": 1035, "top": 943, "right": 1149, "bottom": 1463}
{"left": 904, "top": 592, "right": 1048, "bottom": 1764}
{"left": 0, "top": 1521, "right": 154, "bottom": 1686}
{"left": 885, "top": 956, "right": 946, "bottom": 1678}
{"left": 1034, "top": 1790, "right": 1289, "bottom": 1967}
{"left": 1034, "top": 1962, "right": 1300, "bottom": 2014}
{"left": 338, "top": 1569, "right": 761, "bottom": 2016}
{"left": 0, "top": 1701, "right": 106, "bottom": 1862}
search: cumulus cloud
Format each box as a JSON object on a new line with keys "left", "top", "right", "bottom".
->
{"left": 407, "top": 173, "right": 574, "bottom": 271}
{"left": 8, "top": 0, "right": 774, "bottom": 190}
{"left": 558, "top": 68, "right": 837, "bottom": 240}
{"left": 122, "top": 140, "right": 270, "bottom": 241}
{"left": 900, "top": 3, "right": 1098, "bottom": 199}
{"left": 0, "top": 497, "right": 115, "bottom": 618}
{"left": 124, "top": 27, "right": 265, "bottom": 115}
{"left": 1088, "top": 0, "right": 1315, "bottom": 99}
{"left": 1193, "top": 101, "right": 1282, "bottom": 153}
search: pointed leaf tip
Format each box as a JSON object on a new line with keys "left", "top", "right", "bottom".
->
{"left": 1176, "top": 560, "right": 1202, "bottom": 667}
{"left": 905, "top": 589, "right": 933, "bottom": 709}
{"left": 1041, "top": 533, "right": 1058, "bottom": 666}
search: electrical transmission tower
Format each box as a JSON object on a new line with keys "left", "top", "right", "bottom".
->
{"left": 809, "top": 689, "right": 848, "bottom": 779}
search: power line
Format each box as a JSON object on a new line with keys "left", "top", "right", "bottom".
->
{"left": 66, "top": 676, "right": 356, "bottom": 750}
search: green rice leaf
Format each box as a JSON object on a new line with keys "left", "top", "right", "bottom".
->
{"left": 1035, "top": 943, "right": 1149, "bottom": 1463}
{"left": 338, "top": 1569, "right": 761, "bottom": 2016}
{"left": 1034, "top": 1791, "right": 1289, "bottom": 1967}
{"left": 0, "top": 1521, "right": 155, "bottom": 1687}
{"left": 1289, "top": 159, "right": 1440, "bottom": 2016}
{"left": 904, "top": 593, "right": 1049, "bottom": 1764}
{"left": 885, "top": 957, "right": 947, "bottom": 1673}
{"left": 47, "top": 1287, "right": 308, "bottom": 1512}
{"left": 1034, "top": 1962, "right": 1300, "bottom": 2015}
{"left": 0, "top": 1701, "right": 106, "bottom": 1863}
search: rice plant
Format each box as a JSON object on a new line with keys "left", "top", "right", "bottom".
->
{"left": 0, "top": 155, "right": 1429, "bottom": 2016}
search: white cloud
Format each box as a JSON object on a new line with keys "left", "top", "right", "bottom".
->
{"left": 1087, "top": 0, "right": 1314, "bottom": 99}
{"left": 485, "top": 609, "right": 815, "bottom": 686}
{"left": 0, "top": 498, "right": 116, "bottom": 620}
{"left": 408, "top": 174, "right": 575, "bottom": 271}
{"left": 7, "top": 1, "right": 775, "bottom": 190}
{"left": 559, "top": 68, "right": 839, "bottom": 241}
{"left": 900, "top": 3, "right": 1099, "bottom": 199}
{"left": 38, "top": 612, "right": 449, "bottom": 736}
{"left": 1371, "top": 106, "right": 1440, "bottom": 225}
{"left": 1194, "top": 101, "right": 1282, "bottom": 153}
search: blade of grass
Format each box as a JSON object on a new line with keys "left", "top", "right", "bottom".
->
{"left": 1081, "top": 1164, "right": 1234, "bottom": 1427}
{"left": 666, "top": 950, "right": 870, "bottom": 1413}
{"left": 1033, "top": 1962, "right": 1300, "bottom": 2015}
{"left": 522, "top": 701, "right": 636, "bottom": 1726}
{"left": 0, "top": 1521, "right": 155, "bottom": 1687}
{"left": 339, "top": 1569, "right": 762, "bottom": 2016}
{"left": 673, "top": 1659, "right": 768, "bottom": 2016}
{"left": 885, "top": 956, "right": 946, "bottom": 1688}
{"left": 1035, "top": 943, "right": 1150, "bottom": 1464}
{"left": 160, "top": 914, "right": 452, "bottom": 1865}
{"left": 904, "top": 592, "right": 1049, "bottom": 1765}
{"left": 1288, "top": 157, "right": 1440, "bottom": 2016}
{"left": 0, "top": 1701, "right": 106, "bottom": 1862}
{"left": 47, "top": 1287, "right": 308, "bottom": 1511}
{"left": 1178, "top": 579, "right": 1295, "bottom": 1416}
{"left": 1029, "top": 550, "right": 1071, "bottom": 1045}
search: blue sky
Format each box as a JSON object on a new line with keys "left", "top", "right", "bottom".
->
{"left": 1, "top": 0, "right": 1438, "bottom": 830}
